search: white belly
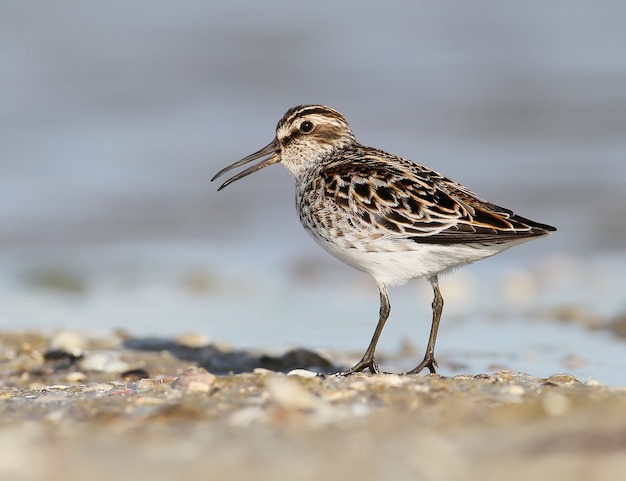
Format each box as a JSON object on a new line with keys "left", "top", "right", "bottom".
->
{"left": 311, "top": 234, "right": 525, "bottom": 287}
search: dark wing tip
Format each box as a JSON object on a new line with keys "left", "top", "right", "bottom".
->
{"left": 509, "top": 213, "right": 557, "bottom": 234}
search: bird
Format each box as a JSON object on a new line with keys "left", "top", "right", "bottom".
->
{"left": 211, "top": 104, "right": 556, "bottom": 375}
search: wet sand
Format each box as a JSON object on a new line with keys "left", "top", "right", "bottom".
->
{"left": 1, "top": 330, "right": 624, "bottom": 481}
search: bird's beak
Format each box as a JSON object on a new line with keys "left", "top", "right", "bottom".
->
{"left": 211, "top": 138, "right": 281, "bottom": 191}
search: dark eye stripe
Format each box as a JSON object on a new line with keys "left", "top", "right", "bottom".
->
{"left": 282, "top": 131, "right": 301, "bottom": 147}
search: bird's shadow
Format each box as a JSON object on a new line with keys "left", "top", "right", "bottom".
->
{"left": 123, "top": 337, "right": 338, "bottom": 375}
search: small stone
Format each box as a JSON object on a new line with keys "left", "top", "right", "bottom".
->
{"left": 497, "top": 384, "right": 525, "bottom": 403}
{"left": 79, "top": 352, "right": 130, "bottom": 373}
{"left": 172, "top": 367, "right": 216, "bottom": 392}
{"left": 253, "top": 368, "right": 274, "bottom": 375}
{"left": 287, "top": 369, "right": 319, "bottom": 378}
{"left": 120, "top": 368, "right": 150, "bottom": 382}
{"left": 504, "top": 384, "right": 525, "bottom": 396}
{"left": 65, "top": 371, "right": 86, "bottom": 383}
{"left": 43, "top": 349, "right": 80, "bottom": 362}
{"left": 175, "top": 333, "right": 212, "bottom": 349}
{"left": 27, "top": 382, "right": 47, "bottom": 390}
{"left": 584, "top": 378, "right": 601, "bottom": 387}
{"left": 544, "top": 373, "right": 581, "bottom": 386}
{"left": 47, "top": 384, "right": 71, "bottom": 390}
{"left": 265, "top": 376, "right": 321, "bottom": 410}
{"left": 49, "top": 330, "right": 87, "bottom": 357}
{"left": 190, "top": 381, "right": 213, "bottom": 393}
{"left": 135, "top": 379, "right": 158, "bottom": 391}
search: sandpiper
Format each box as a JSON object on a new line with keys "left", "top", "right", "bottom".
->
{"left": 212, "top": 105, "right": 556, "bottom": 375}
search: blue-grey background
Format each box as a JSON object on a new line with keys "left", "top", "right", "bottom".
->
{"left": 2, "top": 2, "right": 625, "bottom": 382}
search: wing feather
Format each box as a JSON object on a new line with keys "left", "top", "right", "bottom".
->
{"left": 320, "top": 146, "right": 555, "bottom": 245}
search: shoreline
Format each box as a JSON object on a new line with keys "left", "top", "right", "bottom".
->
{"left": 1, "top": 329, "right": 625, "bottom": 480}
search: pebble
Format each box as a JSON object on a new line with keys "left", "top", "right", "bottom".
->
{"left": 27, "top": 383, "right": 47, "bottom": 391}
{"left": 49, "top": 330, "right": 87, "bottom": 357}
{"left": 120, "top": 368, "right": 150, "bottom": 382}
{"left": 65, "top": 371, "right": 87, "bottom": 383}
{"left": 265, "top": 376, "right": 321, "bottom": 410}
{"left": 172, "top": 367, "right": 216, "bottom": 393}
{"left": 43, "top": 350, "right": 81, "bottom": 365}
{"left": 135, "top": 379, "right": 159, "bottom": 391}
{"left": 544, "top": 374, "right": 581, "bottom": 386}
{"left": 175, "top": 333, "right": 212, "bottom": 349}
{"left": 287, "top": 369, "right": 319, "bottom": 378}
{"left": 79, "top": 352, "right": 130, "bottom": 373}
{"left": 503, "top": 384, "right": 525, "bottom": 396}
{"left": 46, "top": 384, "right": 71, "bottom": 390}
{"left": 497, "top": 384, "right": 526, "bottom": 403}
{"left": 253, "top": 368, "right": 274, "bottom": 375}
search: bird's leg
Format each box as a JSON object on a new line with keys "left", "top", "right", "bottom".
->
{"left": 406, "top": 276, "right": 443, "bottom": 374}
{"left": 338, "top": 282, "right": 390, "bottom": 375}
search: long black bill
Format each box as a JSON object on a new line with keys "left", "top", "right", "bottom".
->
{"left": 211, "top": 139, "right": 280, "bottom": 191}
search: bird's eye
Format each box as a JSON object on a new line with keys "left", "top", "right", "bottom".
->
{"left": 300, "top": 120, "right": 314, "bottom": 134}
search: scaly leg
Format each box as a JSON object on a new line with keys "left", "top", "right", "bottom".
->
{"left": 406, "top": 276, "right": 443, "bottom": 374}
{"left": 338, "top": 281, "right": 390, "bottom": 375}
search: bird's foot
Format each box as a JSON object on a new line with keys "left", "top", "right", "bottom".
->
{"left": 336, "top": 356, "right": 380, "bottom": 376}
{"left": 404, "top": 354, "right": 438, "bottom": 375}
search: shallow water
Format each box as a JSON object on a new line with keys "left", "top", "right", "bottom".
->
{"left": 1, "top": 2, "right": 626, "bottom": 384}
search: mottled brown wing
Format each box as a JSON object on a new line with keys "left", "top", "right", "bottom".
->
{"left": 321, "top": 148, "right": 555, "bottom": 245}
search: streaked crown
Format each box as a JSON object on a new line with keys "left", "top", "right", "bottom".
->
{"left": 275, "top": 105, "right": 358, "bottom": 178}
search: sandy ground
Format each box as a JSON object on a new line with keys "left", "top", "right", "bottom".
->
{"left": 1, "top": 330, "right": 625, "bottom": 481}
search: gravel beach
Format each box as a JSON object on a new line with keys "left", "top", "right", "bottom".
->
{"left": 1, "top": 330, "right": 624, "bottom": 481}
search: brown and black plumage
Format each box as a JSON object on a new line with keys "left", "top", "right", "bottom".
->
{"left": 213, "top": 105, "right": 556, "bottom": 375}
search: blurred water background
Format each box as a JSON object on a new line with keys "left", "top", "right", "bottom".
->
{"left": 2, "top": 2, "right": 625, "bottom": 383}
